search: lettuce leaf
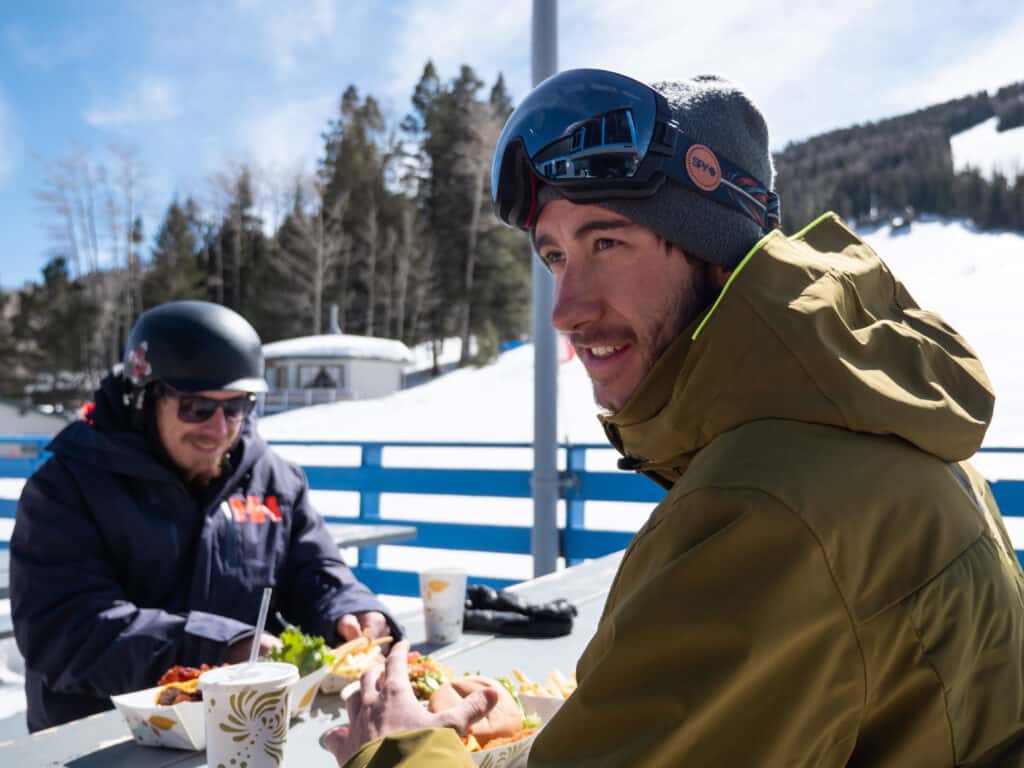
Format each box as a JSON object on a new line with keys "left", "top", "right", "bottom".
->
{"left": 265, "top": 626, "right": 334, "bottom": 677}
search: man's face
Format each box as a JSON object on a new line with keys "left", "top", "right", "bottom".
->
{"left": 535, "top": 199, "right": 715, "bottom": 412}
{"left": 155, "top": 389, "right": 245, "bottom": 485}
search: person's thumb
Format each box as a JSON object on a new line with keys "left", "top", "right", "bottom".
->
{"left": 438, "top": 688, "right": 500, "bottom": 736}
{"left": 338, "top": 614, "right": 362, "bottom": 641}
{"left": 321, "top": 725, "right": 351, "bottom": 765}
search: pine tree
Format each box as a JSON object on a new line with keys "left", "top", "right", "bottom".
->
{"left": 402, "top": 64, "right": 529, "bottom": 361}
{"left": 12, "top": 256, "right": 99, "bottom": 405}
{"left": 319, "top": 86, "right": 389, "bottom": 334}
{"left": 143, "top": 200, "right": 206, "bottom": 307}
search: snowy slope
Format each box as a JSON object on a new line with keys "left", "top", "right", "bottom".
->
{"left": 951, "top": 117, "right": 1024, "bottom": 179}
{"left": 260, "top": 343, "right": 605, "bottom": 445}
{"left": 860, "top": 217, "right": 1024, "bottom": 449}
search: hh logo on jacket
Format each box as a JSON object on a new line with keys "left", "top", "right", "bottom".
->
{"left": 225, "top": 495, "right": 283, "bottom": 524}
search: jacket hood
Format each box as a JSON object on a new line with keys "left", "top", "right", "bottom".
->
{"left": 49, "top": 371, "right": 266, "bottom": 484}
{"left": 601, "top": 212, "right": 994, "bottom": 484}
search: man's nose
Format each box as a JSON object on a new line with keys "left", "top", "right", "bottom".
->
{"left": 202, "top": 405, "right": 231, "bottom": 436}
{"left": 551, "top": 261, "right": 601, "bottom": 333}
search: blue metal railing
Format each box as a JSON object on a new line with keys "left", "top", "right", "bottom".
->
{"left": 1, "top": 436, "right": 1022, "bottom": 596}
{"left": 271, "top": 439, "right": 661, "bottom": 595}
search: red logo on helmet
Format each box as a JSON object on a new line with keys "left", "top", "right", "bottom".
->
{"left": 686, "top": 145, "right": 721, "bottom": 192}
{"left": 128, "top": 342, "right": 152, "bottom": 384}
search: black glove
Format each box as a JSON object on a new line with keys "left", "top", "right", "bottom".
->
{"left": 463, "top": 585, "right": 578, "bottom": 638}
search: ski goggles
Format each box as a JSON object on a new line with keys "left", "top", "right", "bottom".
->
{"left": 160, "top": 383, "right": 256, "bottom": 424}
{"left": 491, "top": 68, "right": 780, "bottom": 233}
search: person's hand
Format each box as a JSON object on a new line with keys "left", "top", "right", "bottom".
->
{"left": 337, "top": 611, "right": 392, "bottom": 652}
{"left": 322, "top": 640, "right": 498, "bottom": 766}
{"left": 223, "top": 632, "right": 281, "bottom": 664}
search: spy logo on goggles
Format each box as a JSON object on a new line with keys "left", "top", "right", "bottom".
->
{"left": 491, "top": 68, "right": 780, "bottom": 234}
{"left": 686, "top": 145, "right": 721, "bottom": 192}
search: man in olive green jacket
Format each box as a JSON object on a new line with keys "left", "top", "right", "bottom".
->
{"left": 327, "top": 70, "right": 1024, "bottom": 766}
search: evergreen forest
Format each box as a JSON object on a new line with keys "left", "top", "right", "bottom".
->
{"left": 2, "top": 64, "right": 1022, "bottom": 408}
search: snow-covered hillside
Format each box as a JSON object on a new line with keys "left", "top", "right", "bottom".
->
{"left": 951, "top": 117, "right": 1024, "bottom": 179}
{"left": 861, "top": 216, "right": 1024, "bottom": 449}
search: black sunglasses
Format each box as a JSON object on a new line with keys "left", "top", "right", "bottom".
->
{"left": 160, "top": 383, "right": 256, "bottom": 424}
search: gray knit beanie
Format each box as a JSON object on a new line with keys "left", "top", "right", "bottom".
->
{"left": 533, "top": 74, "right": 775, "bottom": 268}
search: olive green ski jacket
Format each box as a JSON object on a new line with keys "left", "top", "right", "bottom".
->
{"left": 347, "top": 213, "right": 1024, "bottom": 767}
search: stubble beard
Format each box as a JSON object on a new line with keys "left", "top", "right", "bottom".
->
{"left": 591, "top": 262, "right": 713, "bottom": 414}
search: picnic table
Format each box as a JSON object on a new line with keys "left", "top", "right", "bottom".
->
{"left": 0, "top": 524, "right": 415, "bottom": 641}
{"left": 0, "top": 551, "right": 623, "bottom": 765}
{"left": 323, "top": 522, "right": 417, "bottom": 550}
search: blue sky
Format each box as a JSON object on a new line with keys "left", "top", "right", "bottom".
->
{"left": 1, "top": 0, "right": 1022, "bottom": 288}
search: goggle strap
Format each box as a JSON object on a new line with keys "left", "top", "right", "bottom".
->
{"left": 525, "top": 170, "right": 540, "bottom": 230}
{"left": 670, "top": 134, "right": 781, "bottom": 233}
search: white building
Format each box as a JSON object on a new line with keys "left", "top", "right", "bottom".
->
{"left": 261, "top": 331, "right": 414, "bottom": 414}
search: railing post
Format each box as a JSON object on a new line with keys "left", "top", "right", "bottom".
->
{"left": 358, "top": 444, "right": 383, "bottom": 568}
{"left": 565, "top": 444, "right": 586, "bottom": 566}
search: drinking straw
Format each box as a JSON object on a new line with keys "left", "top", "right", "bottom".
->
{"left": 248, "top": 587, "right": 273, "bottom": 666}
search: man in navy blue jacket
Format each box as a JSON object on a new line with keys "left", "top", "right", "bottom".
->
{"left": 10, "top": 301, "right": 399, "bottom": 731}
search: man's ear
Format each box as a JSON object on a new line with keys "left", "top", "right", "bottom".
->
{"left": 709, "top": 264, "right": 731, "bottom": 291}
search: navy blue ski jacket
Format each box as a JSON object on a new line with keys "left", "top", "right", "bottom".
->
{"left": 10, "top": 374, "right": 399, "bottom": 731}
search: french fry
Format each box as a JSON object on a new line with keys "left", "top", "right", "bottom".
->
{"left": 514, "top": 667, "right": 577, "bottom": 698}
{"left": 321, "top": 632, "right": 390, "bottom": 693}
{"left": 333, "top": 635, "right": 370, "bottom": 660}
{"left": 549, "top": 669, "right": 576, "bottom": 698}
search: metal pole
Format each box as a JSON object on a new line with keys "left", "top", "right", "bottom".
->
{"left": 531, "top": 0, "right": 559, "bottom": 577}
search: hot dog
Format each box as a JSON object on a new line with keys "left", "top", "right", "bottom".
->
{"left": 427, "top": 675, "right": 523, "bottom": 748}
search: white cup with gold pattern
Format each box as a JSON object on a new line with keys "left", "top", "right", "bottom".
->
{"left": 419, "top": 567, "right": 468, "bottom": 644}
{"left": 199, "top": 661, "right": 298, "bottom": 768}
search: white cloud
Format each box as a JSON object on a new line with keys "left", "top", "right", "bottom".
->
{"left": 380, "top": 0, "right": 891, "bottom": 142}
{"left": 236, "top": 0, "right": 340, "bottom": 80}
{"left": 384, "top": 0, "right": 527, "bottom": 104}
{"left": 377, "top": 1, "right": 1023, "bottom": 149}
{"left": 237, "top": 94, "right": 336, "bottom": 177}
{"left": 85, "top": 77, "right": 181, "bottom": 128}
{"left": 0, "top": 93, "right": 17, "bottom": 184}
{"left": 884, "top": 13, "right": 1024, "bottom": 107}
{"left": 557, "top": 0, "right": 894, "bottom": 146}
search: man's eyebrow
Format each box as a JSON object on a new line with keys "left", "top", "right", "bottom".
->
{"left": 534, "top": 218, "right": 635, "bottom": 251}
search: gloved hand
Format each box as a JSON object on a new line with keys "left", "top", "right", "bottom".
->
{"left": 463, "top": 585, "right": 577, "bottom": 638}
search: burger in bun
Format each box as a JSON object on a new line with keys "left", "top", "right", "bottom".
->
{"left": 428, "top": 675, "right": 523, "bottom": 748}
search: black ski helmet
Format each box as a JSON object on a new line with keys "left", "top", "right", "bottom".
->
{"left": 123, "top": 301, "right": 269, "bottom": 394}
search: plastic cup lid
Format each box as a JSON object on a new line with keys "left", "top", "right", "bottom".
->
{"left": 199, "top": 662, "right": 299, "bottom": 689}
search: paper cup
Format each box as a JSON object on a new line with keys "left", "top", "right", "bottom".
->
{"left": 199, "top": 662, "right": 299, "bottom": 768}
{"left": 419, "top": 568, "right": 467, "bottom": 644}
